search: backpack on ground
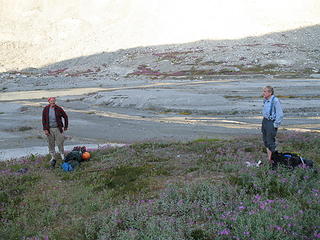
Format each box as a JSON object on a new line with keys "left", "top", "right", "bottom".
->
{"left": 64, "top": 146, "right": 88, "bottom": 162}
{"left": 271, "top": 151, "right": 314, "bottom": 169}
{"left": 64, "top": 150, "right": 83, "bottom": 163}
{"left": 61, "top": 146, "right": 89, "bottom": 171}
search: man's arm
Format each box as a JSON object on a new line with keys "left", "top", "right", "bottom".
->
{"left": 274, "top": 99, "right": 283, "bottom": 128}
{"left": 60, "top": 108, "right": 68, "bottom": 130}
{"left": 42, "top": 107, "right": 50, "bottom": 135}
{"left": 42, "top": 107, "right": 49, "bottom": 130}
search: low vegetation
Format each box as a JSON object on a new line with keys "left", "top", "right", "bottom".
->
{"left": 0, "top": 131, "right": 319, "bottom": 240}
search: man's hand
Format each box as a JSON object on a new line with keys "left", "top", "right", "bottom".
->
{"left": 64, "top": 127, "right": 68, "bottom": 131}
{"left": 44, "top": 130, "right": 50, "bottom": 136}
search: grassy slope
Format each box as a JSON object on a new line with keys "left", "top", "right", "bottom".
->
{"left": 0, "top": 131, "right": 319, "bottom": 240}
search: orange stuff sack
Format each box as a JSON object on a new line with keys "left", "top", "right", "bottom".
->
{"left": 82, "top": 152, "right": 91, "bottom": 161}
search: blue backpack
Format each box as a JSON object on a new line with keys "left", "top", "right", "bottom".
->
{"left": 61, "top": 162, "right": 74, "bottom": 171}
{"left": 61, "top": 160, "right": 81, "bottom": 172}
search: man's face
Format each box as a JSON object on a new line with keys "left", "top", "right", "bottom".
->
{"left": 262, "top": 88, "right": 272, "bottom": 99}
{"left": 49, "top": 99, "right": 56, "bottom": 106}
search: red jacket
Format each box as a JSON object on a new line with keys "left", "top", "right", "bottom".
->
{"left": 42, "top": 105, "right": 68, "bottom": 133}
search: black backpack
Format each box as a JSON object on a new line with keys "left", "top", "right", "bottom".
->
{"left": 271, "top": 151, "right": 314, "bottom": 169}
{"left": 64, "top": 146, "right": 87, "bottom": 162}
{"left": 64, "top": 150, "right": 82, "bottom": 162}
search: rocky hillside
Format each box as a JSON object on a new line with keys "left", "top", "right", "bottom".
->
{"left": 1, "top": 0, "right": 319, "bottom": 73}
{"left": 1, "top": 25, "right": 319, "bottom": 92}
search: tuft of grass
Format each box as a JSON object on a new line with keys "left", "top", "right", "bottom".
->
{"left": 236, "top": 64, "right": 278, "bottom": 73}
{"left": 277, "top": 95, "right": 320, "bottom": 99}
{"left": 18, "top": 126, "right": 33, "bottom": 131}
{"left": 192, "top": 138, "right": 222, "bottom": 143}
{"left": 179, "top": 111, "right": 192, "bottom": 115}
{"left": 190, "top": 229, "right": 210, "bottom": 240}
{"left": 5, "top": 126, "right": 33, "bottom": 132}
{"left": 224, "top": 95, "right": 246, "bottom": 99}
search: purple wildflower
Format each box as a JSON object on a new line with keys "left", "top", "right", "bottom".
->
{"left": 249, "top": 210, "right": 256, "bottom": 215}
{"left": 116, "top": 219, "right": 123, "bottom": 224}
{"left": 259, "top": 202, "right": 266, "bottom": 209}
{"left": 114, "top": 208, "right": 120, "bottom": 216}
{"left": 266, "top": 199, "right": 274, "bottom": 204}
{"left": 188, "top": 219, "right": 196, "bottom": 225}
{"left": 239, "top": 205, "right": 246, "bottom": 210}
{"left": 177, "top": 200, "right": 183, "bottom": 205}
{"left": 272, "top": 225, "right": 283, "bottom": 231}
{"left": 219, "top": 228, "right": 230, "bottom": 235}
{"left": 254, "top": 194, "right": 261, "bottom": 201}
{"left": 215, "top": 222, "right": 226, "bottom": 226}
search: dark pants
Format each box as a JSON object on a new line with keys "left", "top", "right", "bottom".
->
{"left": 261, "top": 118, "right": 278, "bottom": 152}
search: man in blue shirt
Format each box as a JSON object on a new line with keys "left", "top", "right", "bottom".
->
{"left": 261, "top": 86, "right": 284, "bottom": 164}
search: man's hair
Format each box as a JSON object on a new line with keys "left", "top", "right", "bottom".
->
{"left": 48, "top": 97, "right": 56, "bottom": 102}
{"left": 264, "top": 86, "right": 274, "bottom": 95}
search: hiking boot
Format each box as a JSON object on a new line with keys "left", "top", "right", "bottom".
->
{"left": 50, "top": 159, "right": 56, "bottom": 169}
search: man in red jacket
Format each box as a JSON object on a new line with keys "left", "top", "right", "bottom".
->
{"left": 42, "top": 97, "right": 68, "bottom": 168}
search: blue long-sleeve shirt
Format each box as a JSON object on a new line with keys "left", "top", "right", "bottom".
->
{"left": 262, "top": 95, "right": 284, "bottom": 128}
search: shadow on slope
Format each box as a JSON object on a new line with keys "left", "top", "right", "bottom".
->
{"left": 7, "top": 25, "right": 320, "bottom": 81}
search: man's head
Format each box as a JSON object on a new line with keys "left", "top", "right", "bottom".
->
{"left": 48, "top": 97, "right": 56, "bottom": 106}
{"left": 263, "top": 86, "right": 273, "bottom": 99}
